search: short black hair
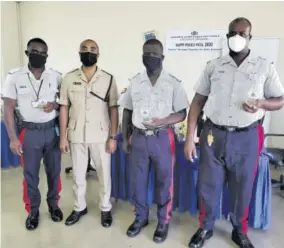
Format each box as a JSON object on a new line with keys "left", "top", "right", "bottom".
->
{"left": 27, "top": 38, "right": 48, "bottom": 49}
{"left": 229, "top": 17, "right": 252, "bottom": 33}
{"left": 143, "top": 39, "right": 164, "bottom": 51}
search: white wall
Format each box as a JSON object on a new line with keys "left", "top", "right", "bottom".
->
{"left": 1, "top": 1, "right": 21, "bottom": 86}
{"left": 4, "top": 1, "right": 284, "bottom": 147}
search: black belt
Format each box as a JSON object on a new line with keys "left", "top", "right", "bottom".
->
{"left": 134, "top": 126, "right": 172, "bottom": 136}
{"left": 206, "top": 119, "right": 259, "bottom": 132}
{"left": 22, "top": 118, "right": 58, "bottom": 130}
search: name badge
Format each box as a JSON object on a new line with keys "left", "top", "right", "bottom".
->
{"left": 73, "top": 82, "right": 82, "bottom": 85}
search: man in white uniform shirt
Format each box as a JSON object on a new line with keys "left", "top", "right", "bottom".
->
{"left": 184, "top": 18, "right": 284, "bottom": 248}
{"left": 2, "top": 38, "right": 63, "bottom": 231}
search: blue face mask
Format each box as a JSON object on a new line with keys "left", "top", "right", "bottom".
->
{"left": 142, "top": 55, "right": 162, "bottom": 73}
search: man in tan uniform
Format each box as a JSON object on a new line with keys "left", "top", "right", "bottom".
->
{"left": 59, "top": 39, "right": 119, "bottom": 228}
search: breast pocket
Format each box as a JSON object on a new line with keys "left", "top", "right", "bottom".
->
{"left": 17, "top": 86, "right": 30, "bottom": 95}
{"left": 17, "top": 86, "right": 31, "bottom": 100}
{"left": 247, "top": 72, "right": 265, "bottom": 98}
{"left": 210, "top": 71, "right": 226, "bottom": 94}
{"left": 68, "top": 87, "right": 85, "bottom": 102}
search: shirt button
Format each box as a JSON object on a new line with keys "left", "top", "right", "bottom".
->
{"left": 86, "top": 120, "right": 89, "bottom": 123}
{"left": 86, "top": 108, "right": 90, "bottom": 111}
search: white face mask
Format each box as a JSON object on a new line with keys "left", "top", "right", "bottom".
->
{"left": 228, "top": 35, "right": 247, "bottom": 53}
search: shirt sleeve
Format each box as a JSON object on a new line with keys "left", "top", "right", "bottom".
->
{"left": 193, "top": 62, "right": 212, "bottom": 96}
{"left": 119, "top": 81, "right": 133, "bottom": 110}
{"left": 264, "top": 63, "right": 284, "bottom": 98}
{"left": 59, "top": 75, "right": 70, "bottom": 106}
{"left": 108, "top": 77, "right": 119, "bottom": 107}
{"left": 173, "top": 82, "right": 189, "bottom": 112}
{"left": 57, "top": 73, "right": 63, "bottom": 89}
{"left": 1, "top": 74, "right": 17, "bottom": 100}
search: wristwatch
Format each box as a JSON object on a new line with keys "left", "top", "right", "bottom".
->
{"left": 109, "top": 135, "right": 116, "bottom": 140}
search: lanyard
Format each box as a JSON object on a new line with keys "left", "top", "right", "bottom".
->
{"left": 27, "top": 73, "right": 44, "bottom": 100}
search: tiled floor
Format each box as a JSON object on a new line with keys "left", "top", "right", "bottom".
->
{"left": 1, "top": 154, "right": 284, "bottom": 248}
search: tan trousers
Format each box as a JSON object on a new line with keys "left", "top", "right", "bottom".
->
{"left": 70, "top": 143, "right": 112, "bottom": 212}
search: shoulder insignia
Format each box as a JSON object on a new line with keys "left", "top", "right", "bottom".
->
{"left": 66, "top": 68, "right": 79, "bottom": 74}
{"left": 128, "top": 73, "right": 140, "bottom": 81}
{"left": 169, "top": 73, "right": 181, "bottom": 83}
{"left": 8, "top": 68, "right": 21, "bottom": 74}
{"left": 101, "top": 70, "right": 113, "bottom": 77}
{"left": 207, "top": 57, "right": 221, "bottom": 64}
{"left": 121, "top": 88, "right": 127, "bottom": 94}
{"left": 50, "top": 68, "right": 62, "bottom": 75}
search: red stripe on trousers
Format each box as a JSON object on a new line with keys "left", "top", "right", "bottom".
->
{"left": 164, "top": 129, "right": 175, "bottom": 224}
{"left": 241, "top": 124, "right": 264, "bottom": 234}
{"left": 199, "top": 198, "right": 206, "bottom": 228}
{"left": 198, "top": 135, "right": 206, "bottom": 227}
{"left": 19, "top": 128, "right": 26, "bottom": 167}
{"left": 19, "top": 128, "right": 31, "bottom": 213}
{"left": 57, "top": 176, "right": 62, "bottom": 205}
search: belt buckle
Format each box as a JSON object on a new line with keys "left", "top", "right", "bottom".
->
{"left": 145, "top": 130, "right": 154, "bottom": 136}
{"left": 227, "top": 127, "right": 236, "bottom": 132}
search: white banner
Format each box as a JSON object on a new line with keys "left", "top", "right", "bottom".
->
{"left": 166, "top": 30, "right": 226, "bottom": 52}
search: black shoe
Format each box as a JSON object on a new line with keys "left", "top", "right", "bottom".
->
{"left": 188, "top": 228, "right": 213, "bottom": 248}
{"left": 101, "top": 211, "right": 113, "bottom": 228}
{"left": 65, "top": 208, "right": 88, "bottom": 226}
{"left": 153, "top": 223, "right": 169, "bottom": 244}
{"left": 49, "top": 207, "right": 63, "bottom": 222}
{"left": 232, "top": 229, "right": 254, "bottom": 248}
{"left": 25, "top": 211, "right": 39, "bottom": 231}
{"left": 126, "top": 219, "right": 149, "bottom": 238}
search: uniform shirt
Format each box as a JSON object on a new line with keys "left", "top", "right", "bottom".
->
{"left": 2, "top": 66, "right": 62, "bottom": 123}
{"left": 59, "top": 67, "right": 118, "bottom": 143}
{"left": 194, "top": 54, "right": 284, "bottom": 127}
{"left": 119, "top": 70, "right": 189, "bottom": 129}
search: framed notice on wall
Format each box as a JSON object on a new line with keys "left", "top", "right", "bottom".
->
{"left": 166, "top": 30, "right": 226, "bottom": 52}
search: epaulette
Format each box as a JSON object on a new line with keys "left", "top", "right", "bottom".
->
{"left": 50, "top": 68, "right": 62, "bottom": 75}
{"left": 121, "top": 88, "right": 127, "bottom": 94}
{"left": 8, "top": 68, "right": 21, "bottom": 74}
{"left": 169, "top": 73, "right": 181, "bottom": 83}
{"left": 101, "top": 70, "right": 113, "bottom": 77}
{"left": 66, "top": 68, "right": 79, "bottom": 74}
{"left": 128, "top": 73, "right": 140, "bottom": 81}
{"left": 207, "top": 57, "right": 220, "bottom": 64}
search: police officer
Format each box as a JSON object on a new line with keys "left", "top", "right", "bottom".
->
{"left": 120, "top": 39, "right": 189, "bottom": 243}
{"left": 184, "top": 18, "right": 284, "bottom": 248}
{"left": 59, "top": 39, "right": 119, "bottom": 227}
{"left": 2, "top": 38, "right": 63, "bottom": 230}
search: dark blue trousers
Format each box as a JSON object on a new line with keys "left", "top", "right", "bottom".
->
{"left": 20, "top": 124, "right": 61, "bottom": 214}
{"left": 198, "top": 120, "right": 264, "bottom": 234}
{"left": 130, "top": 128, "right": 175, "bottom": 224}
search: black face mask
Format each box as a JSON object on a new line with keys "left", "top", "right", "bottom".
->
{"left": 28, "top": 53, "right": 46, "bottom": 68}
{"left": 142, "top": 55, "right": 162, "bottom": 73}
{"left": 80, "top": 52, "right": 98, "bottom": 67}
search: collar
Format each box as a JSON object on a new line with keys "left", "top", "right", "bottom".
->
{"left": 22, "top": 65, "right": 52, "bottom": 75}
{"left": 221, "top": 50, "right": 258, "bottom": 66}
{"left": 76, "top": 66, "right": 103, "bottom": 83}
{"left": 140, "top": 69, "right": 167, "bottom": 83}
